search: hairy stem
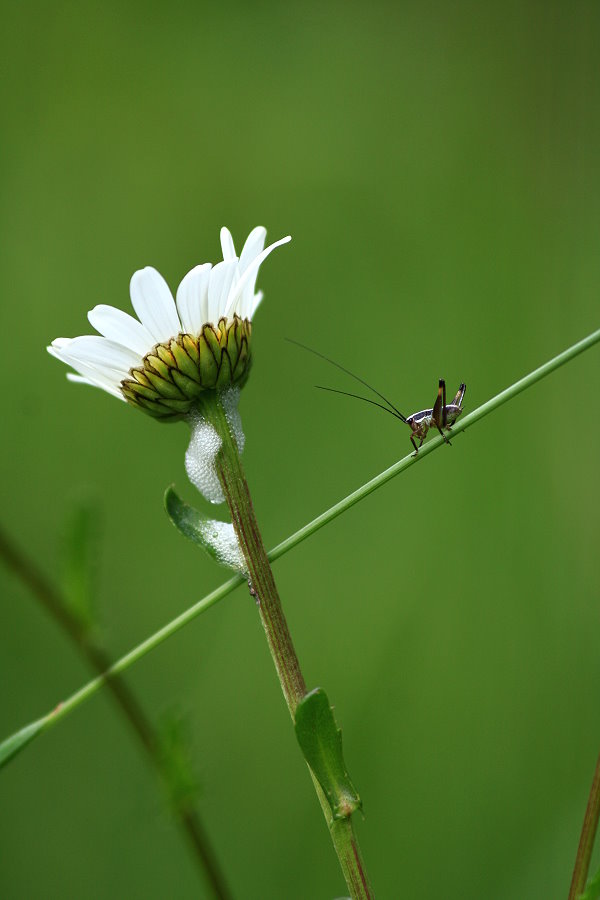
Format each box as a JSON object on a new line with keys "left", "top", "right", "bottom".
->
{"left": 197, "top": 392, "right": 373, "bottom": 899}
{"left": 0, "top": 526, "right": 232, "bottom": 900}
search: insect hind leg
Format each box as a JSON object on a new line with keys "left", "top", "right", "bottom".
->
{"left": 433, "top": 379, "right": 452, "bottom": 446}
{"left": 451, "top": 383, "right": 467, "bottom": 407}
{"left": 436, "top": 425, "right": 452, "bottom": 445}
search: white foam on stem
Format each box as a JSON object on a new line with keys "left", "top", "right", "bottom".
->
{"left": 220, "top": 386, "right": 245, "bottom": 453}
{"left": 200, "top": 520, "right": 245, "bottom": 571}
{"left": 185, "top": 412, "right": 225, "bottom": 504}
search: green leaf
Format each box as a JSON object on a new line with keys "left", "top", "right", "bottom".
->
{"left": 164, "top": 486, "right": 238, "bottom": 568}
{"left": 164, "top": 487, "right": 210, "bottom": 548}
{"left": 580, "top": 867, "right": 600, "bottom": 900}
{"left": 294, "top": 688, "right": 361, "bottom": 820}
{"left": 61, "top": 497, "right": 101, "bottom": 630}
{"left": 157, "top": 712, "right": 201, "bottom": 814}
{"left": 0, "top": 717, "right": 46, "bottom": 768}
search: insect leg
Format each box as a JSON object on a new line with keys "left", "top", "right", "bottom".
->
{"left": 451, "top": 383, "right": 466, "bottom": 407}
{"left": 433, "top": 380, "right": 443, "bottom": 428}
{"left": 436, "top": 424, "right": 452, "bottom": 445}
{"left": 441, "top": 379, "right": 448, "bottom": 426}
{"left": 433, "top": 380, "right": 452, "bottom": 445}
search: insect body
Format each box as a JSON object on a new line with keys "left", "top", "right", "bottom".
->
{"left": 287, "top": 338, "right": 466, "bottom": 455}
{"left": 406, "top": 380, "right": 467, "bottom": 453}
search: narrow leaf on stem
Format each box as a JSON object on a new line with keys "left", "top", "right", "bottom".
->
{"left": 295, "top": 688, "right": 361, "bottom": 820}
{"left": 164, "top": 486, "right": 243, "bottom": 570}
{"left": 165, "top": 487, "right": 220, "bottom": 557}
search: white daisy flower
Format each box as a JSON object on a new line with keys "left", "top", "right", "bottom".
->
{"left": 48, "top": 227, "right": 291, "bottom": 420}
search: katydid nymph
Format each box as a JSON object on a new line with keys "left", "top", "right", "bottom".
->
{"left": 287, "top": 338, "right": 466, "bottom": 455}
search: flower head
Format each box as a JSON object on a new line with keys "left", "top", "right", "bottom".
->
{"left": 48, "top": 227, "right": 291, "bottom": 420}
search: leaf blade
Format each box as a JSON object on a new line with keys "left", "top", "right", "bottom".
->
{"left": 164, "top": 486, "right": 244, "bottom": 571}
{"left": 295, "top": 688, "right": 361, "bottom": 820}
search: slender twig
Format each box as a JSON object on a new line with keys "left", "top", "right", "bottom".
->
{"left": 2, "top": 325, "right": 599, "bottom": 750}
{"left": 0, "top": 527, "right": 232, "bottom": 900}
{"left": 199, "top": 393, "right": 373, "bottom": 898}
{"left": 568, "top": 749, "right": 600, "bottom": 899}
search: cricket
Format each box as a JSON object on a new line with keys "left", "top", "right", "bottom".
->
{"left": 287, "top": 338, "right": 466, "bottom": 455}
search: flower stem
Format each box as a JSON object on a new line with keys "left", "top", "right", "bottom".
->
{"left": 202, "top": 395, "right": 306, "bottom": 712}
{"left": 568, "top": 748, "right": 600, "bottom": 900}
{"left": 197, "top": 393, "right": 374, "bottom": 899}
{"left": 0, "top": 525, "right": 232, "bottom": 900}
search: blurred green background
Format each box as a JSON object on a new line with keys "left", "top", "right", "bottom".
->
{"left": 1, "top": 1, "right": 599, "bottom": 897}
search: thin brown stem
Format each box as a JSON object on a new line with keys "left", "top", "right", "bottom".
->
{"left": 199, "top": 394, "right": 374, "bottom": 900}
{"left": 568, "top": 748, "right": 600, "bottom": 900}
{"left": 215, "top": 450, "right": 306, "bottom": 712}
{"left": 0, "top": 525, "right": 232, "bottom": 900}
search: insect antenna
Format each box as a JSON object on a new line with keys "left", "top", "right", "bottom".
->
{"left": 286, "top": 338, "right": 407, "bottom": 422}
{"left": 315, "top": 385, "right": 408, "bottom": 423}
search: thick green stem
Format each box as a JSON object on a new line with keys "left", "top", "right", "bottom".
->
{"left": 0, "top": 526, "right": 232, "bottom": 900}
{"left": 568, "top": 748, "right": 600, "bottom": 900}
{"left": 197, "top": 392, "right": 374, "bottom": 900}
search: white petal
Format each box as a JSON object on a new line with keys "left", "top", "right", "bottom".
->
{"left": 49, "top": 345, "right": 125, "bottom": 398}
{"left": 226, "top": 235, "right": 291, "bottom": 319}
{"left": 59, "top": 353, "right": 125, "bottom": 394}
{"left": 66, "top": 371, "right": 125, "bottom": 400}
{"left": 88, "top": 305, "right": 154, "bottom": 357}
{"left": 207, "top": 260, "right": 238, "bottom": 324}
{"left": 57, "top": 335, "right": 140, "bottom": 374}
{"left": 250, "top": 290, "right": 264, "bottom": 319}
{"left": 129, "top": 267, "right": 181, "bottom": 343}
{"left": 48, "top": 340, "right": 79, "bottom": 363}
{"left": 70, "top": 368, "right": 124, "bottom": 399}
{"left": 48, "top": 341, "right": 69, "bottom": 359}
{"left": 220, "top": 227, "right": 237, "bottom": 262}
{"left": 237, "top": 282, "right": 256, "bottom": 321}
{"left": 176, "top": 263, "right": 212, "bottom": 334}
{"left": 239, "top": 227, "right": 267, "bottom": 274}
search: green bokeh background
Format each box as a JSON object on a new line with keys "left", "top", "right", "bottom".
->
{"left": 2, "top": 2, "right": 599, "bottom": 897}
